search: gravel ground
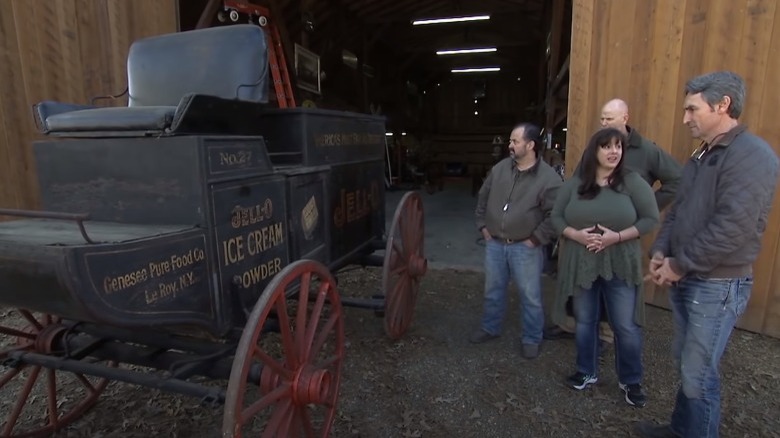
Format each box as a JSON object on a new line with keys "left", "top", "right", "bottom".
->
{"left": 2, "top": 267, "right": 779, "bottom": 437}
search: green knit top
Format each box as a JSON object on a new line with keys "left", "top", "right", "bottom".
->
{"left": 550, "top": 171, "right": 659, "bottom": 326}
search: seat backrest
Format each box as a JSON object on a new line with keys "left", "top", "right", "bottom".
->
{"left": 126, "top": 25, "right": 269, "bottom": 107}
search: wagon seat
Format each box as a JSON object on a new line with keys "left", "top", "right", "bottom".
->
{"left": 33, "top": 24, "right": 269, "bottom": 137}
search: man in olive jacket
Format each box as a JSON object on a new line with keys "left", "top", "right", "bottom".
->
{"left": 471, "top": 122, "right": 562, "bottom": 359}
{"left": 599, "top": 98, "right": 681, "bottom": 210}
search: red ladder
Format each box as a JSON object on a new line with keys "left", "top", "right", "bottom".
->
{"left": 221, "top": 1, "right": 296, "bottom": 108}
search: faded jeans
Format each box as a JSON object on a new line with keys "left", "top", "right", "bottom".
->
{"left": 480, "top": 239, "right": 544, "bottom": 345}
{"left": 573, "top": 275, "right": 643, "bottom": 384}
{"left": 668, "top": 276, "right": 752, "bottom": 438}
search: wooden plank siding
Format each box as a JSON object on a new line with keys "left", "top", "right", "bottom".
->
{"left": 568, "top": 0, "right": 780, "bottom": 336}
{"left": 0, "top": 0, "right": 178, "bottom": 211}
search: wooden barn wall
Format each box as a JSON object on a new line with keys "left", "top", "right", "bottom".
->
{"left": 567, "top": 0, "right": 780, "bottom": 337}
{"left": 0, "top": 0, "right": 179, "bottom": 211}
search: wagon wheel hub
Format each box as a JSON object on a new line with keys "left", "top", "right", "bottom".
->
{"left": 293, "top": 365, "right": 332, "bottom": 405}
{"left": 407, "top": 254, "right": 428, "bottom": 278}
{"left": 259, "top": 363, "right": 332, "bottom": 405}
{"left": 33, "top": 323, "right": 68, "bottom": 354}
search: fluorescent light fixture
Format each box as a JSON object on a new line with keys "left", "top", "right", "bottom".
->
{"left": 386, "top": 132, "right": 393, "bottom": 136}
{"left": 413, "top": 14, "right": 490, "bottom": 25}
{"left": 562, "top": 128, "right": 568, "bottom": 132}
{"left": 452, "top": 67, "right": 500, "bottom": 73}
{"left": 437, "top": 47, "right": 497, "bottom": 55}
{"left": 402, "top": 132, "right": 407, "bottom": 136}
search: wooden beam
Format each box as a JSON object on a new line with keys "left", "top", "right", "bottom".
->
{"left": 544, "top": 0, "right": 565, "bottom": 130}
{"left": 550, "top": 53, "right": 569, "bottom": 94}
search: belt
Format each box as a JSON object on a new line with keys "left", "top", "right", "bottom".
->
{"left": 491, "top": 236, "right": 521, "bottom": 244}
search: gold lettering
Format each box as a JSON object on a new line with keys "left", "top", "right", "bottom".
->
{"left": 103, "top": 268, "right": 149, "bottom": 294}
{"left": 231, "top": 200, "right": 273, "bottom": 230}
{"left": 149, "top": 260, "right": 171, "bottom": 278}
{"left": 314, "top": 132, "right": 385, "bottom": 148}
{"left": 219, "top": 150, "right": 253, "bottom": 167}
{"left": 332, "top": 184, "right": 381, "bottom": 228}
{"left": 178, "top": 271, "right": 197, "bottom": 288}
{"left": 222, "top": 236, "right": 245, "bottom": 266}
{"left": 238, "top": 257, "right": 284, "bottom": 288}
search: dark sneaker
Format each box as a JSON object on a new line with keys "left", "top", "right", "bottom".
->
{"left": 619, "top": 382, "right": 647, "bottom": 407}
{"left": 543, "top": 325, "right": 575, "bottom": 340}
{"left": 566, "top": 372, "right": 597, "bottom": 390}
{"left": 469, "top": 329, "right": 499, "bottom": 344}
{"left": 633, "top": 421, "right": 679, "bottom": 437}
{"left": 521, "top": 343, "right": 539, "bottom": 359}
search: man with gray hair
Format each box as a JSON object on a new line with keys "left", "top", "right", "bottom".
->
{"left": 637, "top": 71, "right": 779, "bottom": 437}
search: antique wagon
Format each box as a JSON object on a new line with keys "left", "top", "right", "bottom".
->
{"left": 0, "top": 25, "right": 426, "bottom": 437}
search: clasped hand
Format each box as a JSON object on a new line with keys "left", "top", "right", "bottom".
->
{"left": 644, "top": 254, "right": 682, "bottom": 286}
{"left": 572, "top": 224, "right": 619, "bottom": 253}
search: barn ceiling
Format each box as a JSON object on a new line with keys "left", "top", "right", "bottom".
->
{"left": 283, "top": 0, "right": 551, "bottom": 82}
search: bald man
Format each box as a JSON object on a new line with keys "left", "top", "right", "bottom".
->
{"left": 544, "top": 99, "right": 682, "bottom": 343}
{"left": 599, "top": 98, "right": 681, "bottom": 209}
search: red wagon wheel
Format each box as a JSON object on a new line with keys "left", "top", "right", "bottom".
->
{"left": 223, "top": 260, "right": 345, "bottom": 438}
{"left": 382, "top": 191, "right": 428, "bottom": 340}
{"left": 0, "top": 309, "right": 114, "bottom": 437}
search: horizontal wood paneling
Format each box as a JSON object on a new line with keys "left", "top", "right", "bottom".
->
{"left": 568, "top": 0, "right": 780, "bottom": 336}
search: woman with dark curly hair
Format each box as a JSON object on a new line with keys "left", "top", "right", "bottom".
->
{"left": 551, "top": 127, "right": 659, "bottom": 407}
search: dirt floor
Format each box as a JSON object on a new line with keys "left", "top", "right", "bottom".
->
{"left": 2, "top": 267, "right": 780, "bottom": 437}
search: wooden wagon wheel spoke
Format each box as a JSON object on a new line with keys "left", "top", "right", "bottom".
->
{"left": 273, "top": 295, "right": 299, "bottom": 368}
{"left": 300, "top": 283, "right": 330, "bottom": 361}
{"left": 47, "top": 369, "right": 59, "bottom": 426}
{"left": 387, "top": 277, "right": 412, "bottom": 330}
{"left": 298, "top": 405, "right": 316, "bottom": 438}
{"left": 73, "top": 372, "right": 99, "bottom": 393}
{"left": 3, "top": 366, "right": 42, "bottom": 436}
{"left": 224, "top": 260, "right": 345, "bottom": 438}
{"left": 0, "top": 309, "right": 115, "bottom": 437}
{"left": 309, "top": 313, "right": 340, "bottom": 361}
{"left": 295, "top": 272, "right": 313, "bottom": 359}
{"left": 17, "top": 310, "right": 43, "bottom": 332}
{"left": 252, "top": 347, "right": 294, "bottom": 380}
{"left": 241, "top": 382, "right": 291, "bottom": 422}
{"left": 262, "top": 398, "right": 294, "bottom": 438}
{"left": 0, "top": 367, "right": 23, "bottom": 389}
{"left": 391, "top": 239, "right": 405, "bottom": 261}
{"left": 0, "top": 326, "right": 36, "bottom": 339}
{"left": 382, "top": 192, "right": 428, "bottom": 339}
{"left": 313, "top": 354, "right": 340, "bottom": 372}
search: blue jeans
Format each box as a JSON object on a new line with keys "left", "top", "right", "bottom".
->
{"left": 481, "top": 239, "right": 544, "bottom": 345}
{"left": 573, "top": 276, "right": 643, "bottom": 384}
{"left": 668, "top": 276, "right": 751, "bottom": 438}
